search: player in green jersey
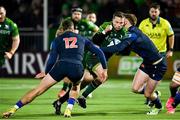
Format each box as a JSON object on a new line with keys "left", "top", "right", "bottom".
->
{"left": 77, "top": 11, "right": 128, "bottom": 108}
{"left": 0, "top": 6, "right": 20, "bottom": 67}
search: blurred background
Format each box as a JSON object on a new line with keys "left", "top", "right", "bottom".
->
{"left": 0, "top": 0, "right": 179, "bottom": 78}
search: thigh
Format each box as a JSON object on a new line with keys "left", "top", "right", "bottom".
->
{"left": 35, "top": 73, "right": 58, "bottom": 93}
{"left": 132, "top": 69, "right": 149, "bottom": 90}
{"left": 68, "top": 64, "right": 84, "bottom": 84}
{"left": 83, "top": 69, "right": 94, "bottom": 82}
{"left": 49, "top": 61, "right": 66, "bottom": 82}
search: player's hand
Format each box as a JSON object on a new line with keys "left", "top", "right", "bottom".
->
{"left": 99, "top": 69, "right": 108, "bottom": 83}
{"left": 74, "top": 29, "right": 79, "bottom": 34}
{"left": 35, "top": 72, "right": 46, "bottom": 79}
{"left": 104, "top": 25, "right": 112, "bottom": 33}
{"left": 166, "top": 50, "right": 173, "bottom": 58}
{"left": 4, "top": 52, "right": 13, "bottom": 59}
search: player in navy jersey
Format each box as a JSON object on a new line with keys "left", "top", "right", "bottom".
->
{"left": 2, "top": 19, "right": 107, "bottom": 118}
{"left": 101, "top": 13, "right": 167, "bottom": 115}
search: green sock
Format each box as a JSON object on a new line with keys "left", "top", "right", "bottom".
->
{"left": 62, "top": 82, "right": 69, "bottom": 91}
{"left": 82, "top": 79, "right": 102, "bottom": 98}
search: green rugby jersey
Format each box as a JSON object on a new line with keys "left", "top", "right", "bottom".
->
{"left": 0, "top": 17, "right": 19, "bottom": 66}
{"left": 84, "top": 21, "right": 127, "bottom": 69}
{"left": 0, "top": 17, "right": 19, "bottom": 53}
{"left": 97, "top": 21, "right": 127, "bottom": 48}
{"left": 58, "top": 17, "right": 98, "bottom": 39}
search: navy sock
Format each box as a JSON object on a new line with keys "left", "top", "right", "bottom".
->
{"left": 152, "top": 97, "right": 162, "bottom": 109}
{"left": 15, "top": 100, "right": 24, "bottom": 108}
{"left": 170, "top": 86, "right": 178, "bottom": 98}
{"left": 172, "top": 92, "right": 180, "bottom": 108}
{"left": 67, "top": 98, "right": 76, "bottom": 105}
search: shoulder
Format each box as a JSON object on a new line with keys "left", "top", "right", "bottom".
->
{"left": 159, "top": 17, "right": 171, "bottom": 25}
{"left": 5, "top": 17, "right": 18, "bottom": 28}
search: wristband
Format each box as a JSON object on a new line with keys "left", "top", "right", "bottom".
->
{"left": 9, "top": 51, "right": 14, "bottom": 55}
{"left": 169, "top": 48, "right": 173, "bottom": 52}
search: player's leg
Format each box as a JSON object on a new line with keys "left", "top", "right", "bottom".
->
{"left": 64, "top": 83, "right": 81, "bottom": 117}
{"left": 2, "top": 74, "right": 58, "bottom": 118}
{"left": 78, "top": 64, "right": 105, "bottom": 108}
{"left": 131, "top": 68, "right": 149, "bottom": 94}
{"left": 57, "top": 77, "right": 71, "bottom": 98}
{"left": 171, "top": 91, "right": 180, "bottom": 113}
{"left": 166, "top": 69, "right": 180, "bottom": 114}
{"left": 145, "top": 78, "right": 162, "bottom": 115}
{"left": 52, "top": 69, "right": 93, "bottom": 115}
{"left": 81, "top": 69, "right": 94, "bottom": 98}
{"left": 63, "top": 63, "right": 84, "bottom": 117}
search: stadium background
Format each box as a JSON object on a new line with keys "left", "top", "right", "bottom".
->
{"left": 0, "top": 0, "right": 180, "bottom": 78}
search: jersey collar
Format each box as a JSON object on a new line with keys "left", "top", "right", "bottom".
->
{"left": 149, "top": 17, "right": 160, "bottom": 25}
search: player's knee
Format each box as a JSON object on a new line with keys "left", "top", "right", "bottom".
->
{"left": 131, "top": 87, "right": 140, "bottom": 93}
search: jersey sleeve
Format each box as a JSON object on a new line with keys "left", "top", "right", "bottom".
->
{"left": 98, "top": 22, "right": 111, "bottom": 33}
{"left": 45, "top": 40, "right": 58, "bottom": 73}
{"left": 85, "top": 39, "right": 107, "bottom": 69}
{"left": 100, "top": 32, "right": 137, "bottom": 53}
{"left": 165, "top": 20, "right": 174, "bottom": 36}
{"left": 11, "top": 22, "right": 19, "bottom": 37}
{"left": 138, "top": 20, "right": 145, "bottom": 31}
{"left": 88, "top": 21, "right": 99, "bottom": 32}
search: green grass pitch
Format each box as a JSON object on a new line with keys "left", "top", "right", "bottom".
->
{"left": 0, "top": 78, "right": 179, "bottom": 120}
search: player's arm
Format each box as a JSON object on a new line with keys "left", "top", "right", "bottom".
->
{"left": 100, "top": 33, "right": 137, "bottom": 53}
{"left": 5, "top": 23, "right": 20, "bottom": 59}
{"left": 92, "top": 24, "right": 112, "bottom": 46}
{"left": 166, "top": 35, "right": 174, "bottom": 58}
{"left": 45, "top": 40, "right": 58, "bottom": 74}
{"left": 85, "top": 39, "right": 107, "bottom": 69}
{"left": 166, "top": 22, "right": 174, "bottom": 58}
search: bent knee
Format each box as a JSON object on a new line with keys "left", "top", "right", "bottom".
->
{"left": 131, "top": 87, "right": 141, "bottom": 93}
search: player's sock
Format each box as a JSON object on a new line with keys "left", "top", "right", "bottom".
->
{"left": 14, "top": 100, "right": 24, "bottom": 109}
{"left": 82, "top": 79, "right": 102, "bottom": 98}
{"left": 80, "top": 80, "right": 92, "bottom": 90}
{"left": 59, "top": 89, "right": 70, "bottom": 104}
{"left": 172, "top": 92, "right": 180, "bottom": 108}
{"left": 62, "top": 82, "right": 69, "bottom": 91}
{"left": 67, "top": 98, "right": 76, "bottom": 110}
{"left": 170, "top": 86, "right": 178, "bottom": 98}
{"left": 152, "top": 97, "right": 162, "bottom": 109}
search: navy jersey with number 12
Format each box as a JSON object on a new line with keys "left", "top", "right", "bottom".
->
{"left": 45, "top": 31, "right": 107, "bottom": 73}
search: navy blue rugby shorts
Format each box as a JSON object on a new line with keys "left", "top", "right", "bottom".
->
{"left": 49, "top": 61, "right": 84, "bottom": 84}
{"left": 139, "top": 58, "right": 167, "bottom": 81}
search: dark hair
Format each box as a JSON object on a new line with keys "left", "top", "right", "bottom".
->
{"left": 71, "top": 7, "right": 83, "bottom": 13}
{"left": 62, "top": 19, "right": 74, "bottom": 30}
{"left": 113, "top": 11, "right": 124, "bottom": 19}
{"left": 150, "top": 3, "right": 160, "bottom": 10}
{"left": 124, "top": 13, "right": 137, "bottom": 26}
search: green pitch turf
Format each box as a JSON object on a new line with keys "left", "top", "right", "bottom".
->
{"left": 0, "top": 78, "right": 179, "bottom": 120}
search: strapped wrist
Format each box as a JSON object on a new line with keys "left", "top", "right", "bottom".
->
{"left": 9, "top": 51, "right": 14, "bottom": 55}
{"left": 169, "top": 48, "right": 173, "bottom": 52}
